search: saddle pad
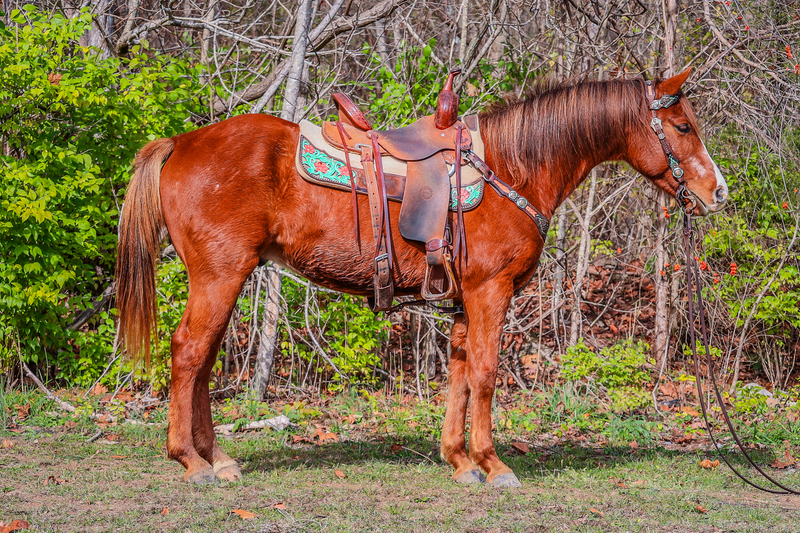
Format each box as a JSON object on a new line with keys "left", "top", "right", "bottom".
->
{"left": 296, "top": 120, "right": 485, "bottom": 211}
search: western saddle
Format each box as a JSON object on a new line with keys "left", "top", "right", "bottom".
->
{"left": 295, "top": 69, "right": 550, "bottom": 312}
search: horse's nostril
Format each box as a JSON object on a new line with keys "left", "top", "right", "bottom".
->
{"left": 714, "top": 187, "right": 728, "bottom": 204}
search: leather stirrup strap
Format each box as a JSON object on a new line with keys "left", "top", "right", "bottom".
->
{"left": 369, "top": 132, "right": 393, "bottom": 270}
{"left": 335, "top": 121, "right": 360, "bottom": 246}
{"left": 360, "top": 144, "right": 394, "bottom": 311}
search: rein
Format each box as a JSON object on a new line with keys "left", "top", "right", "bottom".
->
{"left": 649, "top": 80, "right": 799, "bottom": 495}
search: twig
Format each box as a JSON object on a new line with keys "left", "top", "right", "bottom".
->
{"left": 86, "top": 429, "right": 103, "bottom": 443}
{"left": 21, "top": 362, "right": 76, "bottom": 413}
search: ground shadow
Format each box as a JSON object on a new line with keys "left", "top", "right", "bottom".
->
{"left": 240, "top": 433, "right": 787, "bottom": 483}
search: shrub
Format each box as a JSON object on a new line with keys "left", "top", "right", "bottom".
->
{"left": 0, "top": 6, "right": 203, "bottom": 382}
{"left": 561, "top": 339, "right": 654, "bottom": 413}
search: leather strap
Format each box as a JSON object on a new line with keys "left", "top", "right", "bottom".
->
{"left": 464, "top": 150, "right": 549, "bottom": 241}
{"left": 361, "top": 145, "right": 394, "bottom": 311}
{"left": 335, "top": 121, "right": 360, "bottom": 246}
{"left": 453, "top": 124, "right": 467, "bottom": 261}
{"left": 682, "top": 213, "right": 800, "bottom": 495}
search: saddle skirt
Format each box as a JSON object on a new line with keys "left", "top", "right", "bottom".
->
{"left": 295, "top": 116, "right": 486, "bottom": 215}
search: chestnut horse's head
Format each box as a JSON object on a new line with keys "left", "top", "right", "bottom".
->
{"left": 627, "top": 68, "right": 728, "bottom": 215}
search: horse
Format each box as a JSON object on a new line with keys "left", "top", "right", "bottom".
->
{"left": 116, "top": 68, "right": 728, "bottom": 486}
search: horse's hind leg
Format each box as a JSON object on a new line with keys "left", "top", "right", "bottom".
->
{"left": 167, "top": 266, "right": 255, "bottom": 483}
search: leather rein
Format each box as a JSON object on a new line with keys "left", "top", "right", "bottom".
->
{"left": 646, "top": 79, "right": 799, "bottom": 495}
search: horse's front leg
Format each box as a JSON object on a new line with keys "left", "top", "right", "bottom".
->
{"left": 440, "top": 316, "right": 486, "bottom": 483}
{"left": 463, "top": 281, "right": 521, "bottom": 487}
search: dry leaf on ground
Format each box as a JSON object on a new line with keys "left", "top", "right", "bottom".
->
{"left": 770, "top": 450, "right": 796, "bottom": 469}
{"left": 681, "top": 406, "right": 700, "bottom": 417}
{"left": 699, "top": 459, "right": 720, "bottom": 469}
{"left": 313, "top": 427, "right": 338, "bottom": 444}
{"left": 589, "top": 508, "right": 604, "bottom": 517}
{"left": 91, "top": 384, "right": 108, "bottom": 396}
{"left": 694, "top": 504, "right": 708, "bottom": 513}
{"left": 160, "top": 507, "right": 169, "bottom": 516}
{"left": 273, "top": 502, "right": 287, "bottom": 510}
{"left": 2, "top": 439, "right": 14, "bottom": 449}
{"left": 44, "top": 475, "right": 66, "bottom": 486}
{"left": 511, "top": 441, "right": 530, "bottom": 454}
{"left": 334, "top": 469, "right": 346, "bottom": 479}
{"left": 629, "top": 441, "right": 639, "bottom": 451}
{"left": 0, "top": 520, "right": 31, "bottom": 533}
{"left": 231, "top": 509, "right": 256, "bottom": 519}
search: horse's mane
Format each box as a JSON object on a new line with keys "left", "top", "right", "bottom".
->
{"left": 478, "top": 76, "right": 699, "bottom": 188}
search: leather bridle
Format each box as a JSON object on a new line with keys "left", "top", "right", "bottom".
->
{"left": 647, "top": 79, "right": 799, "bottom": 495}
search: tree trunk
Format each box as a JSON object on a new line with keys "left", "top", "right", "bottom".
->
{"left": 569, "top": 168, "right": 597, "bottom": 346}
{"left": 251, "top": 0, "right": 315, "bottom": 398}
{"left": 653, "top": 0, "right": 678, "bottom": 364}
{"left": 251, "top": 268, "right": 282, "bottom": 398}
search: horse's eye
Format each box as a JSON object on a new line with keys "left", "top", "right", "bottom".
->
{"left": 675, "top": 123, "right": 691, "bottom": 134}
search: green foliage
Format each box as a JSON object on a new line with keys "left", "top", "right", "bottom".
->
{"left": 279, "top": 277, "right": 390, "bottom": 389}
{"left": 562, "top": 339, "right": 654, "bottom": 413}
{"left": 0, "top": 6, "right": 203, "bottom": 381}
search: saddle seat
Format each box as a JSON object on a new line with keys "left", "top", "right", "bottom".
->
{"left": 296, "top": 71, "right": 480, "bottom": 311}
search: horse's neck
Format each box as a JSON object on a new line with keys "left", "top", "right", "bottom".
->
{"left": 511, "top": 100, "right": 632, "bottom": 219}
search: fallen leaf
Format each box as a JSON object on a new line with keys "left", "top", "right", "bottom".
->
{"left": 511, "top": 441, "right": 530, "bottom": 455}
{"left": 334, "top": 469, "right": 346, "bottom": 479}
{"left": 610, "top": 477, "right": 627, "bottom": 488}
{"left": 390, "top": 443, "right": 403, "bottom": 453}
{"left": 699, "top": 459, "right": 720, "bottom": 469}
{"left": 0, "top": 519, "right": 31, "bottom": 533}
{"left": 628, "top": 441, "right": 639, "bottom": 451}
{"left": 44, "top": 475, "right": 66, "bottom": 486}
{"left": 110, "top": 455, "right": 128, "bottom": 459}
{"left": 630, "top": 479, "right": 646, "bottom": 486}
{"left": 273, "top": 502, "right": 287, "bottom": 510}
{"left": 694, "top": 504, "right": 708, "bottom": 513}
{"left": 2, "top": 439, "right": 14, "bottom": 449}
{"left": 313, "top": 427, "right": 338, "bottom": 445}
{"left": 105, "top": 434, "right": 120, "bottom": 442}
{"left": 292, "top": 435, "right": 311, "bottom": 444}
{"left": 466, "top": 82, "right": 479, "bottom": 97}
{"left": 681, "top": 406, "right": 700, "bottom": 417}
{"left": 91, "top": 384, "right": 108, "bottom": 396}
{"left": 231, "top": 509, "right": 256, "bottom": 519}
{"left": 589, "top": 508, "right": 604, "bottom": 517}
{"left": 770, "top": 450, "right": 796, "bottom": 469}
{"left": 766, "top": 397, "right": 780, "bottom": 408}
{"left": 160, "top": 507, "right": 169, "bottom": 516}
{"left": 47, "top": 73, "right": 62, "bottom": 85}
{"left": 14, "top": 404, "right": 30, "bottom": 421}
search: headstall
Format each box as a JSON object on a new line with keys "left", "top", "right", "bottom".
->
{"left": 646, "top": 79, "right": 799, "bottom": 495}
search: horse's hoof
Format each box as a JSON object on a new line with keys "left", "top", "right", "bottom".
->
{"left": 185, "top": 467, "right": 218, "bottom": 485}
{"left": 213, "top": 459, "right": 242, "bottom": 482}
{"left": 487, "top": 472, "right": 522, "bottom": 488}
{"left": 454, "top": 469, "right": 486, "bottom": 484}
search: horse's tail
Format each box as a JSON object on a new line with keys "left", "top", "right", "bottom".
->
{"left": 116, "top": 137, "right": 174, "bottom": 366}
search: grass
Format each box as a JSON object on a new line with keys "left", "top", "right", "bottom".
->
{"left": 1, "top": 388, "right": 799, "bottom": 532}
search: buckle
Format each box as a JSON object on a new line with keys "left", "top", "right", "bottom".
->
{"left": 650, "top": 117, "right": 662, "bottom": 132}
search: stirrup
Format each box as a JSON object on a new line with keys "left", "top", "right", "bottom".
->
{"left": 421, "top": 249, "right": 458, "bottom": 301}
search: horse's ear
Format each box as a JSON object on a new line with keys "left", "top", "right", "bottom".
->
{"left": 659, "top": 67, "right": 693, "bottom": 95}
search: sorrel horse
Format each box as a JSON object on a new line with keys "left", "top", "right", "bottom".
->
{"left": 117, "top": 68, "right": 728, "bottom": 486}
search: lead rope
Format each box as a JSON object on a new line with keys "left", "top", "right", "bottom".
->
{"left": 683, "top": 212, "right": 800, "bottom": 494}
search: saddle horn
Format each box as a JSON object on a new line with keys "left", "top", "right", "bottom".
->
{"left": 434, "top": 69, "right": 462, "bottom": 130}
